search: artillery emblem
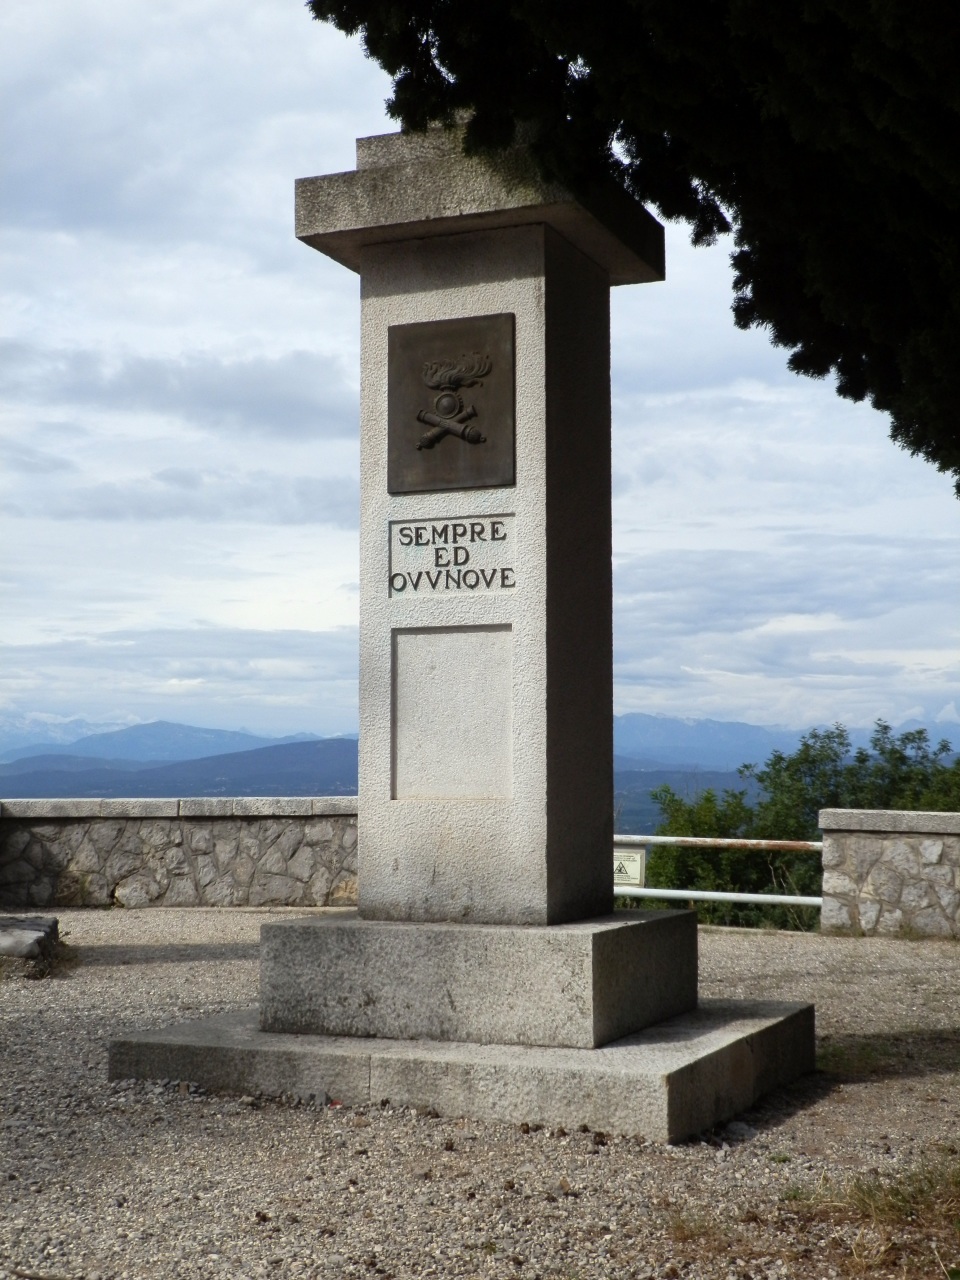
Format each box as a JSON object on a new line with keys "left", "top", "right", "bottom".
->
{"left": 416, "top": 354, "right": 492, "bottom": 450}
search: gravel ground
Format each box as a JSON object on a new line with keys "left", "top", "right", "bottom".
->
{"left": 2, "top": 908, "right": 959, "bottom": 1280}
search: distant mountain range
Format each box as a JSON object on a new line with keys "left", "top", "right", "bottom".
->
{"left": 613, "top": 712, "right": 958, "bottom": 771}
{"left": 0, "top": 713, "right": 954, "bottom": 805}
{"left": 0, "top": 738, "right": 359, "bottom": 799}
{"left": 0, "top": 719, "right": 325, "bottom": 765}
{"left": 612, "top": 714, "right": 804, "bottom": 771}
{"left": 0, "top": 714, "right": 134, "bottom": 757}
{"left": 614, "top": 767, "right": 764, "bottom": 835}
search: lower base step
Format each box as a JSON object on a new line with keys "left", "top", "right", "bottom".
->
{"left": 109, "top": 999, "right": 814, "bottom": 1143}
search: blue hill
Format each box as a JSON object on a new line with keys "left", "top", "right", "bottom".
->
{"left": 0, "top": 738, "right": 358, "bottom": 798}
{"left": 0, "top": 720, "right": 323, "bottom": 765}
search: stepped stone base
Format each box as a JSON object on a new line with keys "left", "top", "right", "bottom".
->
{"left": 260, "top": 909, "right": 697, "bottom": 1048}
{"left": 109, "top": 999, "right": 814, "bottom": 1143}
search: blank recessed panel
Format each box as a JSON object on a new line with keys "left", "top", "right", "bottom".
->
{"left": 392, "top": 625, "right": 513, "bottom": 800}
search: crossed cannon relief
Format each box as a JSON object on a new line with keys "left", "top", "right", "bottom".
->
{"left": 415, "top": 353, "right": 492, "bottom": 450}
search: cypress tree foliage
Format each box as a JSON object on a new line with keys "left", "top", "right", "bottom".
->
{"left": 308, "top": 1, "right": 960, "bottom": 492}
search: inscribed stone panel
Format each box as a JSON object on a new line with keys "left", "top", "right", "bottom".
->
{"left": 388, "top": 513, "right": 516, "bottom": 596}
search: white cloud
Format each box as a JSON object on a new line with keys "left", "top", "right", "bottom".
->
{"left": 1, "top": 0, "right": 958, "bottom": 735}
{"left": 7, "top": 468, "right": 358, "bottom": 527}
{"left": 1, "top": 342, "right": 357, "bottom": 441}
{"left": 612, "top": 532, "right": 959, "bottom": 727}
{"left": 752, "top": 614, "right": 847, "bottom": 636}
{"left": 0, "top": 438, "right": 80, "bottom": 475}
{"left": 0, "top": 625, "right": 359, "bottom": 736}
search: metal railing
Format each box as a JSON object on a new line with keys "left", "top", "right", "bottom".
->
{"left": 612, "top": 833, "right": 823, "bottom": 909}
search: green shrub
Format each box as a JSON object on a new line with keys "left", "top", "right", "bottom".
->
{"left": 645, "top": 721, "right": 959, "bottom": 929}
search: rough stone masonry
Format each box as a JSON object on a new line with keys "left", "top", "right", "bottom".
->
{"left": 820, "top": 807, "right": 960, "bottom": 937}
{"left": 0, "top": 799, "right": 357, "bottom": 910}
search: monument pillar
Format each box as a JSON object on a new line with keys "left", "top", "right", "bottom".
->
{"left": 110, "top": 129, "right": 815, "bottom": 1142}
{"left": 252, "top": 127, "right": 700, "bottom": 1044}
{"left": 359, "top": 225, "right": 614, "bottom": 926}
{"left": 298, "top": 127, "right": 665, "bottom": 926}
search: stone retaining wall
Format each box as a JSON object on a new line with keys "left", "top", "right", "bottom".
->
{"left": 819, "top": 808, "right": 960, "bottom": 938}
{"left": 0, "top": 799, "right": 358, "bottom": 910}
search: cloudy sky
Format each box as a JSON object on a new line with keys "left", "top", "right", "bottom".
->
{"left": 2, "top": 0, "right": 958, "bottom": 740}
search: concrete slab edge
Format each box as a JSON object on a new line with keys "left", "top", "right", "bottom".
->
{"left": 108, "top": 1000, "right": 814, "bottom": 1143}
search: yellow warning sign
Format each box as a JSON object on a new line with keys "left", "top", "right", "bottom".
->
{"left": 613, "top": 851, "right": 644, "bottom": 886}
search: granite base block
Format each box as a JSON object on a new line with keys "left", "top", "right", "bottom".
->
{"left": 109, "top": 1000, "right": 813, "bottom": 1143}
{"left": 259, "top": 909, "right": 697, "bottom": 1048}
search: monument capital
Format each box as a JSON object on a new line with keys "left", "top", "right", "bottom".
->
{"left": 295, "top": 126, "right": 665, "bottom": 286}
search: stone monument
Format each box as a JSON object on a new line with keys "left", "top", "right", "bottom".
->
{"left": 111, "top": 128, "right": 814, "bottom": 1141}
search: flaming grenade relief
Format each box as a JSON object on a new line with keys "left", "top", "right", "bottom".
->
{"left": 415, "top": 353, "right": 492, "bottom": 450}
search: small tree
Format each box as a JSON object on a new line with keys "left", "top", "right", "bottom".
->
{"left": 647, "top": 721, "right": 960, "bottom": 929}
{"left": 646, "top": 784, "right": 784, "bottom": 927}
{"left": 842, "top": 721, "right": 960, "bottom": 811}
{"left": 741, "top": 724, "right": 852, "bottom": 841}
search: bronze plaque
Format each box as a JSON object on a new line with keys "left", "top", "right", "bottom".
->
{"left": 388, "top": 313, "right": 515, "bottom": 494}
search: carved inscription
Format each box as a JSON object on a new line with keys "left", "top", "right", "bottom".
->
{"left": 389, "top": 515, "right": 516, "bottom": 596}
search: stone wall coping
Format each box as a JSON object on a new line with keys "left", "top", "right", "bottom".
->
{"left": 819, "top": 808, "right": 960, "bottom": 835}
{"left": 0, "top": 798, "right": 358, "bottom": 821}
{"left": 102, "top": 799, "right": 180, "bottom": 819}
{"left": 311, "top": 797, "right": 358, "bottom": 817}
{"left": 1, "top": 799, "right": 104, "bottom": 819}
